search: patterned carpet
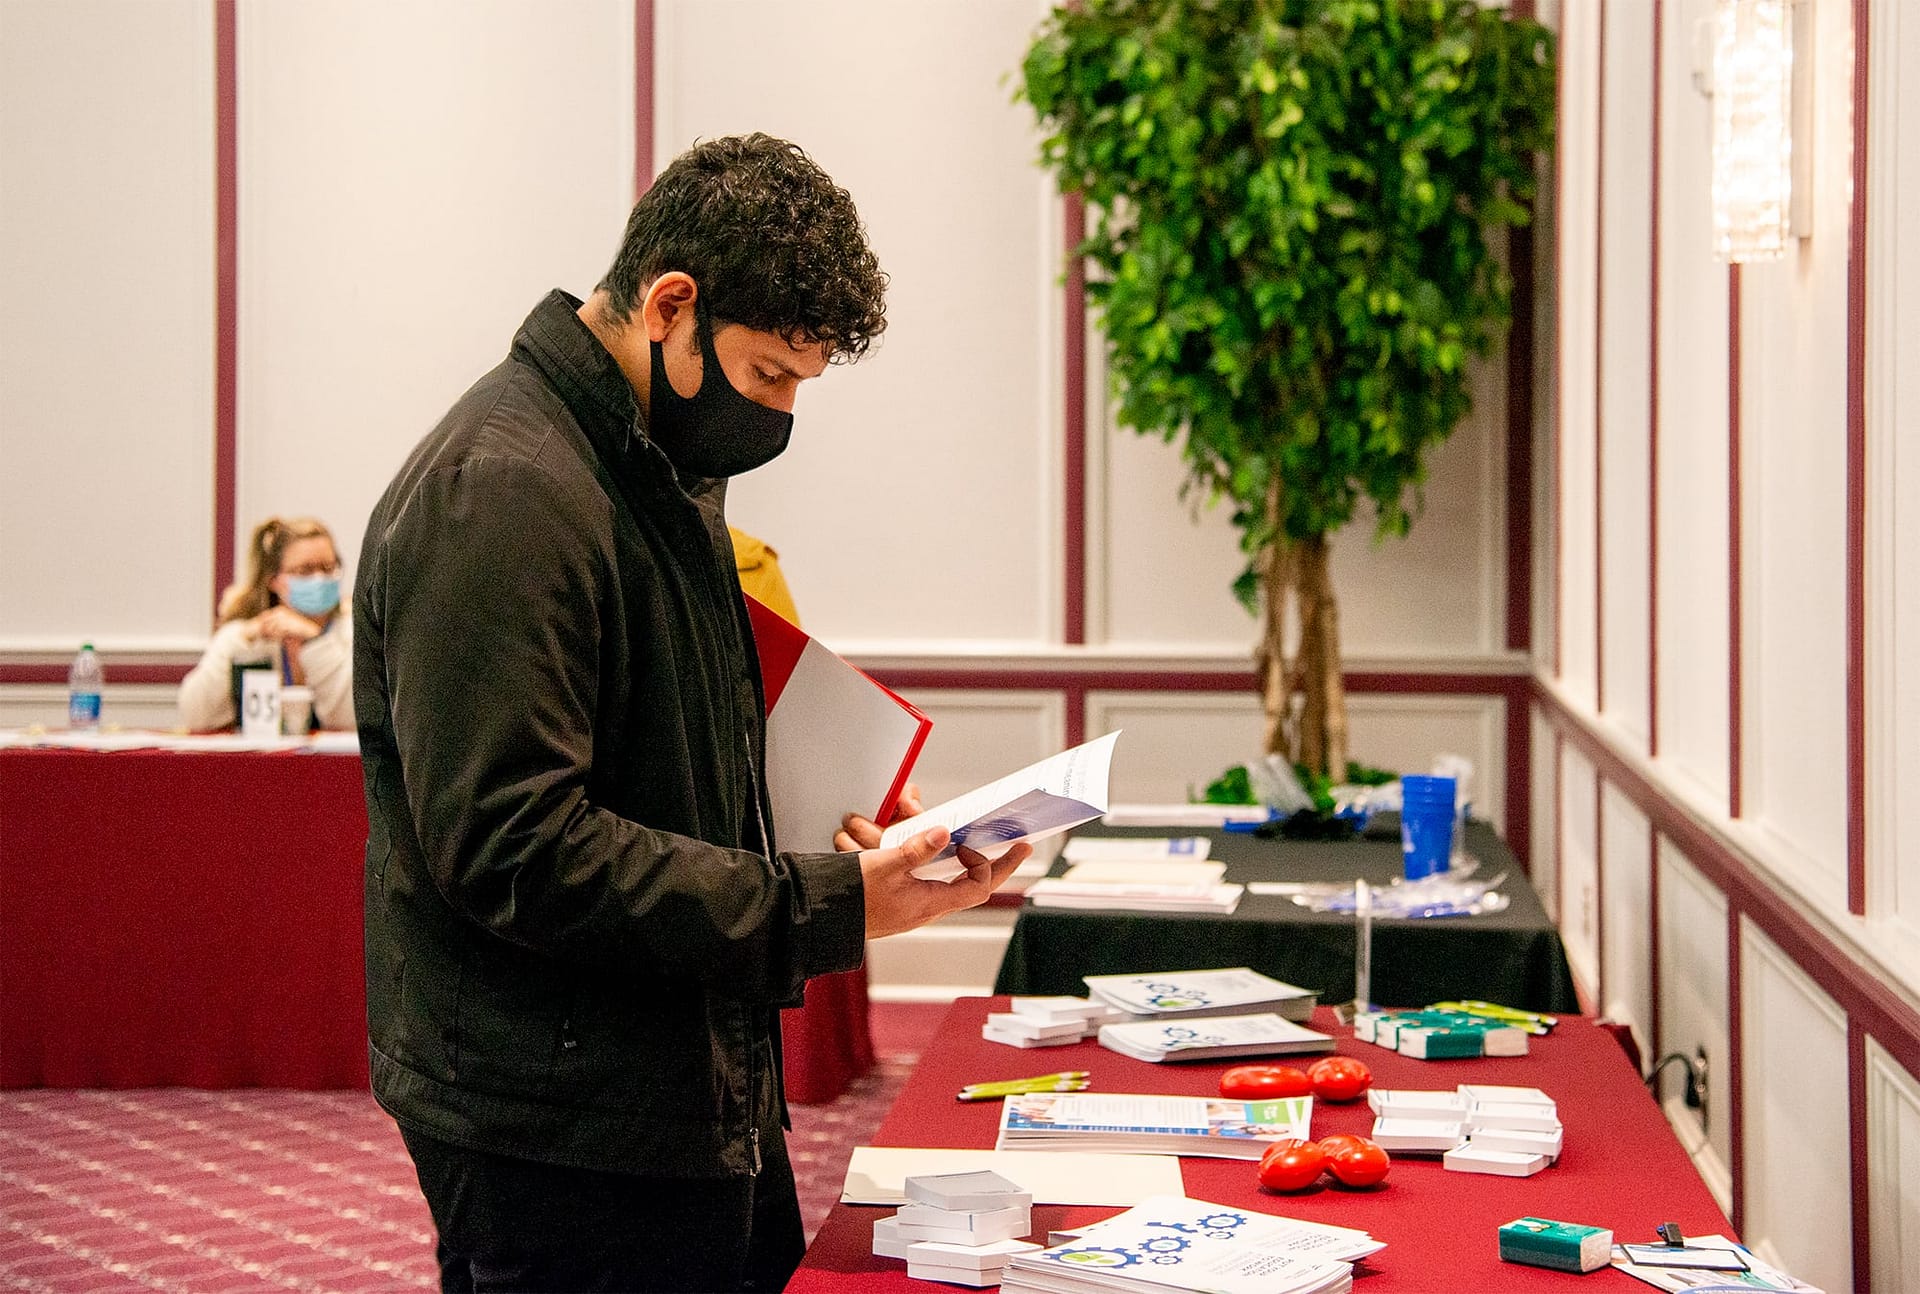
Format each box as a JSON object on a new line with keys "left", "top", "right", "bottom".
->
{"left": 0, "top": 1030, "right": 924, "bottom": 1293}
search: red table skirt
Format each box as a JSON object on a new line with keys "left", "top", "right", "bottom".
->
{"left": 781, "top": 966, "right": 875, "bottom": 1105}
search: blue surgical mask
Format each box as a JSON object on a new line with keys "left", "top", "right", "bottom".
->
{"left": 285, "top": 574, "right": 341, "bottom": 616}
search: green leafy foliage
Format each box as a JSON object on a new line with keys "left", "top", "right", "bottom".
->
{"left": 1020, "top": 0, "right": 1555, "bottom": 600}
{"left": 1198, "top": 763, "right": 1256, "bottom": 804}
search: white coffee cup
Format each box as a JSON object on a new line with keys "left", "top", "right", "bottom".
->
{"left": 240, "top": 669, "right": 282, "bottom": 739}
{"left": 280, "top": 684, "right": 315, "bottom": 735}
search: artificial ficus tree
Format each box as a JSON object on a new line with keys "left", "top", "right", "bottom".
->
{"left": 1021, "top": 0, "right": 1554, "bottom": 776}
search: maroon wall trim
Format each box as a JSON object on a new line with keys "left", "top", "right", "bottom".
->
{"left": 1533, "top": 682, "right": 1920, "bottom": 1085}
{"left": 1647, "top": 0, "right": 1664, "bottom": 757}
{"left": 1550, "top": 9, "right": 1566, "bottom": 682}
{"left": 633, "top": 0, "right": 654, "bottom": 200}
{"left": 1728, "top": 266, "right": 1744, "bottom": 818}
{"left": 1063, "top": 193, "right": 1088, "bottom": 647}
{"left": 1727, "top": 902, "right": 1746, "bottom": 1233}
{"left": 1845, "top": 0, "right": 1870, "bottom": 916}
{"left": 1592, "top": 1, "right": 1608, "bottom": 715}
{"left": 213, "top": 0, "right": 237, "bottom": 616}
{"left": 1848, "top": 1018, "right": 1872, "bottom": 1294}
{"left": 1505, "top": 0, "right": 1536, "bottom": 653}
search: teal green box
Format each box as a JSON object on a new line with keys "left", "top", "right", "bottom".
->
{"left": 1499, "top": 1217, "right": 1613, "bottom": 1273}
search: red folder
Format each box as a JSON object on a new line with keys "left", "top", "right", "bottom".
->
{"left": 745, "top": 595, "right": 933, "bottom": 853}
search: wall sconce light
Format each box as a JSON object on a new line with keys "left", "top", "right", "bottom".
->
{"left": 1709, "top": 0, "right": 1814, "bottom": 263}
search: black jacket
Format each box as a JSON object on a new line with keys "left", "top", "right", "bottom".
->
{"left": 354, "top": 290, "right": 866, "bottom": 1176}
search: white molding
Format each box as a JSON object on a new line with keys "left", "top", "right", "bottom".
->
{"left": 1535, "top": 672, "right": 1920, "bottom": 1006}
{"left": 1662, "top": 1093, "right": 1735, "bottom": 1214}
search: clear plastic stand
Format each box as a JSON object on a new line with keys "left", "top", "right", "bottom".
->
{"left": 1335, "top": 878, "right": 1374, "bottom": 1023}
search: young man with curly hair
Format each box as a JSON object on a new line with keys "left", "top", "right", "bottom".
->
{"left": 354, "top": 134, "right": 1029, "bottom": 1293}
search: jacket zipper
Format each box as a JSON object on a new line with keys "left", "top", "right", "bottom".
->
{"left": 744, "top": 728, "right": 769, "bottom": 1177}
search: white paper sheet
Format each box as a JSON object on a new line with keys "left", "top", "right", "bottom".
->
{"left": 840, "top": 1145, "right": 1183, "bottom": 1206}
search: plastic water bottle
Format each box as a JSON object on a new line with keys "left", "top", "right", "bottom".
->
{"left": 67, "top": 642, "right": 103, "bottom": 730}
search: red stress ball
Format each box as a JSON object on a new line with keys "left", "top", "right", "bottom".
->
{"left": 1219, "top": 1064, "right": 1312, "bottom": 1100}
{"left": 1320, "top": 1134, "right": 1392, "bottom": 1187}
{"left": 1256, "top": 1138, "right": 1328, "bottom": 1192}
{"left": 1305, "top": 1055, "right": 1373, "bottom": 1103}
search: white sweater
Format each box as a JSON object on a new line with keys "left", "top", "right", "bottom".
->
{"left": 176, "top": 615, "right": 355, "bottom": 732}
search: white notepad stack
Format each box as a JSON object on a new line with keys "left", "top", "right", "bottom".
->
{"left": 871, "top": 1171, "right": 1040, "bottom": 1287}
{"left": 984, "top": 996, "right": 1129, "bottom": 1047}
{"left": 1362, "top": 1085, "right": 1563, "bottom": 1175}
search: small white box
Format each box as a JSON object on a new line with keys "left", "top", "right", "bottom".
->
{"left": 1467, "top": 1102, "right": 1563, "bottom": 1134}
{"left": 894, "top": 1203, "right": 1032, "bottom": 1245}
{"left": 1353, "top": 1012, "right": 1392, "bottom": 1044}
{"left": 1443, "top": 1144, "right": 1549, "bottom": 1176}
{"left": 1479, "top": 1026, "right": 1530, "bottom": 1056}
{"left": 1466, "top": 1126, "right": 1564, "bottom": 1160}
{"left": 1368, "top": 1088, "right": 1470, "bottom": 1116}
{"left": 1009, "top": 996, "right": 1103, "bottom": 1024}
{"left": 981, "top": 1026, "right": 1080, "bottom": 1049}
{"left": 872, "top": 1214, "right": 910, "bottom": 1260}
{"left": 984, "top": 1013, "right": 1088, "bottom": 1041}
{"left": 903, "top": 1170, "right": 1032, "bottom": 1211}
{"left": 906, "top": 1238, "right": 1042, "bottom": 1286}
{"left": 1368, "top": 1116, "right": 1466, "bottom": 1153}
{"left": 1458, "top": 1084, "right": 1555, "bottom": 1108}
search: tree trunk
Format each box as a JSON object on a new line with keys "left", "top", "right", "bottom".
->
{"left": 1256, "top": 527, "right": 1348, "bottom": 780}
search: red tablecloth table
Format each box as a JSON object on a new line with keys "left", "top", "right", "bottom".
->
{"left": 790, "top": 997, "right": 1736, "bottom": 1292}
{"left": 1, "top": 747, "right": 370, "bottom": 1088}
{"left": 1, "top": 745, "right": 874, "bottom": 1100}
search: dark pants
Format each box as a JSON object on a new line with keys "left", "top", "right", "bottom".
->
{"left": 399, "top": 1124, "right": 805, "bottom": 1293}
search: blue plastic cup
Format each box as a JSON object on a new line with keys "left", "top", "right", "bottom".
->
{"left": 1400, "top": 774, "right": 1457, "bottom": 881}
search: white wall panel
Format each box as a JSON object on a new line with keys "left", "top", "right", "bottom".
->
{"left": 1530, "top": 710, "right": 1560, "bottom": 912}
{"left": 235, "top": 1, "right": 633, "bottom": 604}
{"left": 1555, "top": 1, "right": 1601, "bottom": 707}
{"left": 662, "top": 0, "right": 1060, "bottom": 646}
{"left": 1866, "top": 0, "right": 1920, "bottom": 991}
{"left": 1655, "top": 838, "right": 1732, "bottom": 1191}
{"left": 1597, "top": 0, "right": 1653, "bottom": 749}
{"left": 1652, "top": 0, "right": 1732, "bottom": 809}
{"left": 1598, "top": 783, "right": 1651, "bottom": 1050}
{"left": 1558, "top": 742, "right": 1599, "bottom": 990}
{"left": 0, "top": 0, "right": 214, "bottom": 652}
{"left": 1085, "top": 691, "right": 1505, "bottom": 830}
{"left": 1097, "top": 367, "right": 1505, "bottom": 660}
{"left": 1867, "top": 1038, "right": 1920, "bottom": 1294}
{"left": 901, "top": 690, "right": 1063, "bottom": 810}
{"left": 1735, "top": 0, "right": 1853, "bottom": 898}
{"left": 1738, "top": 920, "right": 1852, "bottom": 1293}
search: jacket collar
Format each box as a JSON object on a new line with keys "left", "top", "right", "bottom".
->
{"left": 511, "top": 289, "right": 647, "bottom": 468}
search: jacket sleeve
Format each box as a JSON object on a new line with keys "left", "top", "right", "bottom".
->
{"left": 375, "top": 454, "right": 864, "bottom": 1000}
{"left": 301, "top": 615, "right": 354, "bottom": 730}
{"left": 176, "top": 621, "right": 255, "bottom": 731}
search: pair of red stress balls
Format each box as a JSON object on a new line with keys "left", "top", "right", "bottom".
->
{"left": 1257, "top": 1134, "right": 1392, "bottom": 1192}
{"left": 1219, "top": 1056, "right": 1371, "bottom": 1103}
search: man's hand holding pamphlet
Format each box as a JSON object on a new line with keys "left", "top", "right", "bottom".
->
{"left": 879, "top": 732, "right": 1121, "bottom": 882}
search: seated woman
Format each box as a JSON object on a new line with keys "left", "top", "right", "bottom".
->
{"left": 178, "top": 516, "right": 354, "bottom": 731}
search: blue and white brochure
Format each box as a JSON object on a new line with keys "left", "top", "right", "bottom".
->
{"left": 1007, "top": 1193, "right": 1372, "bottom": 1293}
{"left": 1082, "top": 967, "right": 1319, "bottom": 1022}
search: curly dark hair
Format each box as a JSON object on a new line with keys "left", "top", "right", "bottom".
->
{"left": 597, "top": 134, "right": 887, "bottom": 363}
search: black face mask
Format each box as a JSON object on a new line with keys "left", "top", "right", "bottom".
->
{"left": 645, "top": 309, "right": 794, "bottom": 479}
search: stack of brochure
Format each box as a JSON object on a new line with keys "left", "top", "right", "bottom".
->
{"left": 1098, "top": 1012, "right": 1335, "bottom": 1063}
{"left": 995, "top": 1091, "right": 1313, "bottom": 1160}
{"left": 1025, "top": 858, "right": 1244, "bottom": 914}
{"left": 1083, "top": 967, "right": 1319, "bottom": 1023}
{"left": 984, "top": 997, "right": 1130, "bottom": 1047}
{"left": 872, "top": 1170, "right": 1041, "bottom": 1288}
{"left": 1001, "top": 1194, "right": 1381, "bottom": 1294}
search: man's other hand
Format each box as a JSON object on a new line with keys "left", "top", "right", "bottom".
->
{"left": 858, "top": 826, "right": 1029, "bottom": 939}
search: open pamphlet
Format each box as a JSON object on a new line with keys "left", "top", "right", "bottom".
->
{"left": 881, "top": 731, "right": 1120, "bottom": 881}
{"left": 1098, "top": 1012, "right": 1336, "bottom": 1062}
{"left": 996, "top": 1091, "right": 1313, "bottom": 1159}
{"left": 744, "top": 595, "right": 932, "bottom": 853}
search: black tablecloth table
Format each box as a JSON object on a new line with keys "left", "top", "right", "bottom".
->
{"left": 994, "top": 821, "right": 1580, "bottom": 1013}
